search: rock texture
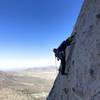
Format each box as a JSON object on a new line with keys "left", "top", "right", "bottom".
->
{"left": 47, "top": 0, "right": 100, "bottom": 100}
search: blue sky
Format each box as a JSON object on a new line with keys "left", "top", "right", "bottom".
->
{"left": 0, "top": 0, "right": 83, "bottom": 70}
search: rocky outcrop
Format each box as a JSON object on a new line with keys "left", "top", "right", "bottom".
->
{"left": 47, "top": 0, "right": 100, "bottom": 100}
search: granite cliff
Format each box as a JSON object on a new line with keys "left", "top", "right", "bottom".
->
{"left": 47, "top": 0, "right": 100, "bottom": 99}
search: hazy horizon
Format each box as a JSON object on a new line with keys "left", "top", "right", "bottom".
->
{"left": 0, "top": 0, "right": 83, "bottom": 70}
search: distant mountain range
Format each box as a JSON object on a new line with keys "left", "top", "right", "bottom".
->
{"left": 25, "top": 66, "right": 57, "bottom": 72}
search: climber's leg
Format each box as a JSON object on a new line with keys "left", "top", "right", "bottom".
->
{"left": 61, "top": 58, "right": 67, "bottom": 75}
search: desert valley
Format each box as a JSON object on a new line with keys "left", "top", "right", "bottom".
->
{"left": 0, "top": 67, "right": 57, "bottom": 100}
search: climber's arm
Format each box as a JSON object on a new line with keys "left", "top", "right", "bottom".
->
{"left": 57, "top": 41, "right": 66, "bottom": 51}
{"left": 65, "top": 33, "right": 76, "bottom": 46}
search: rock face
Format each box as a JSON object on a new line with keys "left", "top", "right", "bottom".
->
{"left": 47, "top": 0, "right": 100, "bottom": 100}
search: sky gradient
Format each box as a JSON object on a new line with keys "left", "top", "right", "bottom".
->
{"left": 0, "top": 0, "right": 83, "bottom": 70}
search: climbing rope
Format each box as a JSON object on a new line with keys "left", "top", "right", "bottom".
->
{"left": 54, "top": 56, "right": 58, "bottom": 73}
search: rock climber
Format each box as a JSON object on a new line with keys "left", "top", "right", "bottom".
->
{"left": 53, "top": 34, "right": 75, "bottom": 75}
